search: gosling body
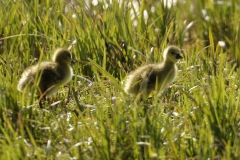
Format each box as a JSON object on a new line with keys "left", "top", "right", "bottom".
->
{"left": 17, "top": 48, "right": 73, "bottom": 97}
{"left": 124, "top": 45, "right": 183, "bottom": 99}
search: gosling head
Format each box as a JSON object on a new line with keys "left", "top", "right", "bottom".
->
{"left": 163, "top": 45, "right": 183, "bottom": 63}
{"left": 52, "top": 48, "right": 72, "bottom": 65}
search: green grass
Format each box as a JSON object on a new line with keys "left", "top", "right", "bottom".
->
{"left": 0, "top": 0, "right": 240, "bottom": 159}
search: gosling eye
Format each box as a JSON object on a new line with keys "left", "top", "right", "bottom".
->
{"left": 171, "top": 51, "right": 175, "bottom": 55}
{"left": 66, "top": 54, "right": 71, "bottom": 59}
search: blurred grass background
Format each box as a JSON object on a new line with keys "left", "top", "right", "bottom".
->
{"left": 0, "top": 0, "right": 240, "bottom": 159}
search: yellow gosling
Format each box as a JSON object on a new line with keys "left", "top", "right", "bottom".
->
{"left": 17, "top": 48, "right": 73, "bottom": 101}
{"left": 124, "top": 45, "right": 183, "bottom": 100}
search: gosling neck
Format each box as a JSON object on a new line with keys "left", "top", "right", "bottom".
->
{"left": 163, "top": 59, "right": 176, "bottom": 66}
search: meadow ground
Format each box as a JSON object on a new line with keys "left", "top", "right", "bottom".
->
{"left": 0, "top": 0, "right": 240, "bottom": 159}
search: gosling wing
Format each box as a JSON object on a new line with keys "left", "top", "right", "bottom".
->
{"left": 38, "top": 64, "right": 62, "bottom": 93}
{"left": 125, "top": 65, "right": 151, "bottom": 94}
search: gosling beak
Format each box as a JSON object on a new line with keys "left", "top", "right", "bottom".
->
{"left": 176, "top": 53, "right": 183, "bottom": 59}
{"left": 71, "top": 59, "right": 76, "bottom": 64}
